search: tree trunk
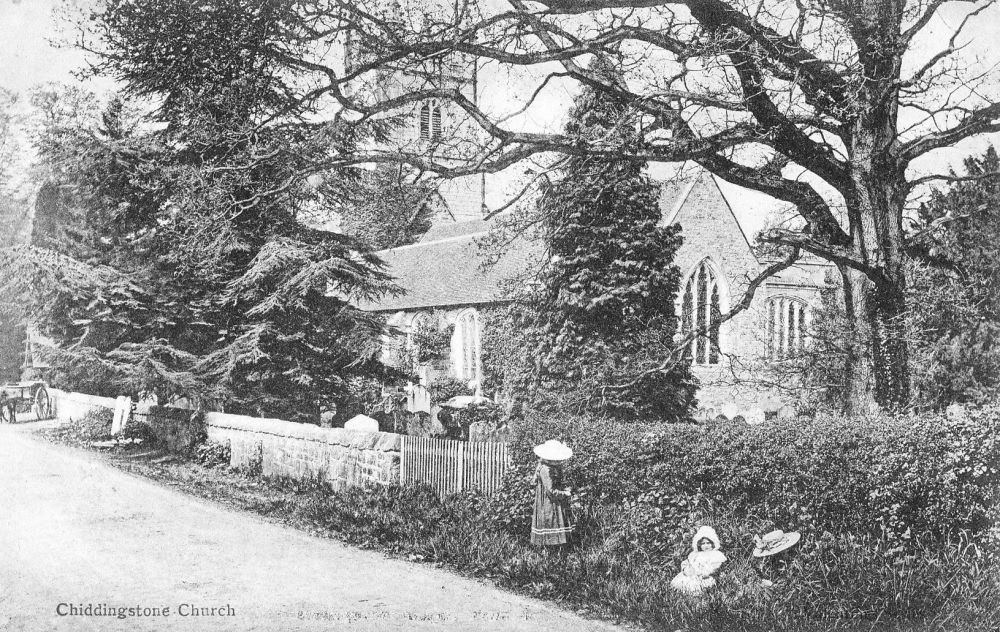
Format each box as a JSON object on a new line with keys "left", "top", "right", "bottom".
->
{"left": 840, "top": 267, "right": 878, "bottom": 416}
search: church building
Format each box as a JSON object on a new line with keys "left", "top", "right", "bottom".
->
{"left": 340, "top": 4, "right": 831, "bottom": 418}
{"left": 358, "top": 171, "right": 832, "bottom": 418}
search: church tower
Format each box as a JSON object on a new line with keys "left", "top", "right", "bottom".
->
{"left": 342, "top": 0, "right": 486, "bottom": 221}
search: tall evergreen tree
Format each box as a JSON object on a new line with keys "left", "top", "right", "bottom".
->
{"left": 520, "top": 61, "right": 696, "bottom": 420}
{"left": 2, "top": 0, "right": 399, "bottom": 420}
{"left": 907, "top": 146, "right": 1000, "bottom": 407}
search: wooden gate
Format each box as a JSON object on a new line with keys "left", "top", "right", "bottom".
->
{"left": 400, "top": 436, "right": 511, "bottom": 497}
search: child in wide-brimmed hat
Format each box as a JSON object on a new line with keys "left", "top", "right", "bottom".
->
{"left": 530, "top": 440, "right": 574, "bottom": 546}
{"left": 670, "top": 525, "right": 728, "bottom": 596}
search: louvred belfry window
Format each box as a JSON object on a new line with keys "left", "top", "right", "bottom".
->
{"left": 681, "top": 260, "right": 722, "bottom": 365}
{"left": 419, "top": 100, "right": 443, "bottom": 140}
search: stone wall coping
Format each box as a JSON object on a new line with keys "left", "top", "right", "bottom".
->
{"left": 50, "top": 388, "right": 118, "bottom": 409}
{"left": 203, "top": 411, "right": 402, "bottom": 451}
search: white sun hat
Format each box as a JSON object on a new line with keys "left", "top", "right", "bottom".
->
{"left": 533, "top": 439, "right": 573, "bottom": 461}
{"left": 752, "top": 530, "right": 802, "bottom": 557}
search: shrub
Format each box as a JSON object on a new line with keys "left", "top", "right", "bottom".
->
{"left": 121, "top": 419, "right": 157, "bottom": 445}
{"left": 145, "top": 406, "right": 205, "bottom": 452}
{"left": 505, "top": 407, "right": 1000, "bottom": 556}
{"left": 427, "top": 377, "right": 471, "bottom": 404}
{"left": 193, "top": 440, "right": 231, "bottom": 468}
{"left": 71, "top": 408, "right": 114, "bottom": 442}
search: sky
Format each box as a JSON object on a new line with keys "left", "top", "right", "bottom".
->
{"left": 0, "top": 0, "right": 104, "bottom": 96}
{"left": 2, "top": 0, "right": 999, "bottom": 237}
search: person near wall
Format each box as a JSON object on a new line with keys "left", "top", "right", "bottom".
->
{"left": 530, "top": 440, "right": 574, "bottom": 547}
{"left": 670, "top": 525, "right": 728, "bottom": 595}
{"left": 752, "top": 529, "right": 801, "bottom": 587}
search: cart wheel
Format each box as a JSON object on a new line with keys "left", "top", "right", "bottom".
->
{"left": 34, "top": 387, "right": 51, "bottom": 420}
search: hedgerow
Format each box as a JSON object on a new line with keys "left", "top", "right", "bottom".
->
{"left": 496, "top": 407, "right": 1000, "bottom": 556}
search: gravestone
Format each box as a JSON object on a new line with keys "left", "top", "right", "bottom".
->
{"left": 776, "top": 405, "right": 796, "bottom": 420}
{"left": 319, "top": 410, "right": 336, "bottom": 428}
{"left": 945, "top": 403, "right": 967, "bottom": 420}
{"left": 344, "top": 414, "right": 379, "bottom": 432}
{"left": 110, "top": 396, "right": 132, "bottom": 436}
{"left": 719, "top": 402, "right": 740, "bottom": 420}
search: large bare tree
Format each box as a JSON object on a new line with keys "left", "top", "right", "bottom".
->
{"left": 293, "top": 0, "right": 1000, "bottom": 412}
{"left": 74, "top": 0, "right": 1000, "bottom": 411}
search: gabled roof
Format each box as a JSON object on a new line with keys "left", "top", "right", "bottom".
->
{"left": 358, "top": 172, "right": 769, "bottom": 313}
{"left": 356, "top": 221, "right": 539, "bottom": 312}
{"left": 661, "top": 172, "right": 758, "bottom": 262}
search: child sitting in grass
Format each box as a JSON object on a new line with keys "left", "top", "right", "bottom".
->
{"left": 670, "top": 525, "right": 727, "bottom": 596}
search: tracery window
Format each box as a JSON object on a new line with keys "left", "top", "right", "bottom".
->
{"left": 680, "top": 260, "right": 722, "bottom": 365}
{"left": 454, "top": 310, "right": 480, "bottom": 382}
{"left": 765, "top": 297, "right": 809, "bottom": 359}
{"left": 419, "top": 99, "right": 443, "bottom": 141}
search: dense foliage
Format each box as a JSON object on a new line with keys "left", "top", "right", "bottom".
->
{"left": 5, "top": 1, "right": 403, "bottom": 419}
{"left": 907, "top": 147, "right": 1000, "bottom": 407}
{"left": 514, "top": 62, "right": 696, "bottom": 420}
{"left": 335, "top": 164, "right": 438, "bottom": 251}
{"left": 495, "top": 408, "right": 1000, "bottom": 554}
{"left": 97, "top": 414, "right": 998, "bottom": 632}
{"left": 790, "top": 147, "right": 1000, "bottom": 411}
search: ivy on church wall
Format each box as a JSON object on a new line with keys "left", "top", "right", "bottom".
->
{"left": 477, "top": 305, "right": 529, "bottom": 402}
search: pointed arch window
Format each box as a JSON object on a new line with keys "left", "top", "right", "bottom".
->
{"left": 454, "top": 310, "right": 480, "bottom": 382}
{"left": 419, "top": 99, "right": 443, "bottom": 140}
{"left": 765, "top": 297, "right": 809, "bottom": 360}
{"left": 681, "top": 260, "right": 722, "bottom": 365}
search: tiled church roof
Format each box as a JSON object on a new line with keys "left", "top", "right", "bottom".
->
{"left": 356, "top": 172, "right": 826, "bottom": 313}
{"left": 357, "top": 221, "right": 540, "bottom": 312}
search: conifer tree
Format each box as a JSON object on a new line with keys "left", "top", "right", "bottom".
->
{"left": 907, "top": 146, "right": 1000, "bottom": 407}
{"left": 521, "top": 61, "right": 696, "bottom": 420}
{"left": 2, "top": 1, "right": 399, "bottom": 420}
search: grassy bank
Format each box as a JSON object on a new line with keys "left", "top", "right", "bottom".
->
{"left": 36, "top": 412, "right": 1000, "bottom": 632}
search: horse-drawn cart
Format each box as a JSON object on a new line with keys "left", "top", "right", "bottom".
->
{"left": 0, "top": 381, "right": 51, "bottom": 423}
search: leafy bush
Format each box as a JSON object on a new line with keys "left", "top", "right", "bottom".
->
{"left": 427, "top": 377, "right": 471, "bottom": 404}
{"left": 503, "top": 407, "right": 1000, "bottom": 556}
{"left": 121, "top": 419, "right": 157, "bottom": 445}
{"left": 411, "top": 319, "right": 453, "bottom": 364}
{"left": 71, "top": 408, "right": 114, "bottom": 441}
{"left": 145, "top": 406, "right": 205, "bottom": 451}
{"left": 193, "top": 440, "right": 231, "bottom": 468}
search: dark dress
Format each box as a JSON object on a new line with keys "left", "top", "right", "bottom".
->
{"left": 530, "top": 462, "right": 573, "bottom": 545}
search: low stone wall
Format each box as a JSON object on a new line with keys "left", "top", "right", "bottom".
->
{"left": 204, "top": 412, "right": 401, "bottom": 487}
{"left": 50, "top": 389, "right": 117, "bottom": 422}
{"left": 48, "top": 389, "right": 402, "bottom": 488}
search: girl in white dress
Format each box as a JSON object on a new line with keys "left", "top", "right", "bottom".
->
{"left": 670, "top": 525, "right": 727, "bottom": 595}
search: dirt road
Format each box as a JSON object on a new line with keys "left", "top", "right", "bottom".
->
{"left": 0, "top": 422, "right": 624, "bottom": 632}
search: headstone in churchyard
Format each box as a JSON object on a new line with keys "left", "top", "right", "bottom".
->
{"left": 742, "top": 408, "right": 766, "bottom": 425}
{"left": 945, "top": 403, "right": 967, "bottom": 420}
{"left": 110, "top": 396, "right": 132, "bottom": 436}
{"left": 344, "top": 414, "right": 379, "bottom": 432}
{"left": 720, "top": 402, "right": 740, "bottom": 420}
{"left": 776, "top": 405, "right": 796, "bottom": 420}
{"left": 319, "top": 410, "right": 335, "bottom": 428}
{"left": 468, "top": 421, "right": 486, "bottom": 442}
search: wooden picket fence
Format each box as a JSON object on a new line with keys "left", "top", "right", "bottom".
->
{"left": 400, "top": 436, "right": 511, "bottom": 497}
